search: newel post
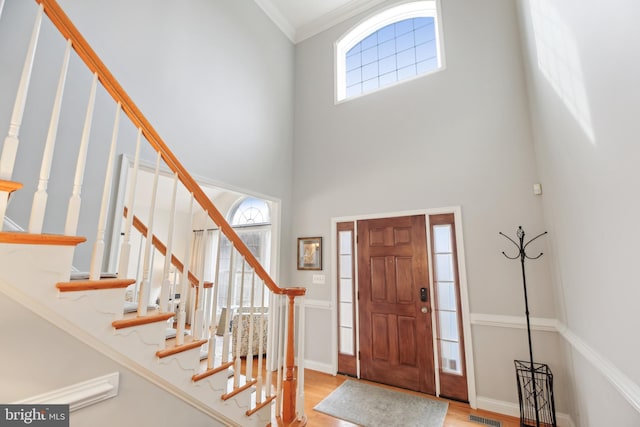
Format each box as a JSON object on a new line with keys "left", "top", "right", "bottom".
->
{"left": 282, "top": 287, "right": 306, "bottom": 424}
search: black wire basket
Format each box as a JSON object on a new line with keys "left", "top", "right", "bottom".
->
{"left": 514, "top": 360, "right": 557, "bottom": 427}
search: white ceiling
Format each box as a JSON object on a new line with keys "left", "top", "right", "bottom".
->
{"left": 253, "top": 0, "right": 389, "bottom": 43}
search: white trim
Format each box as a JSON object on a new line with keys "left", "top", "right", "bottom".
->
{"left": 304, "top": 298, "right": 332, "bottom": 310}
{"left": 450, "top": 207, "right": 477, "bottom": 408}
{"left": 0, "top": 281, "right": 240, "bottom": 426}
{"left": 470, "top": 313, "right": 558, "bottom": 332}
{"left": 477, "top": 396, "right": 575, "bottom": 427}
{"left": 14, "top": 372, "right": 119, "bottom": 412}
{"left": 251, "top": 0, "right": 295, "bottom": 42}
{"left": 303, "top": 360, "right": 334, "bottom": 375}
{"left": 296, "top": 0, "right": 389, "bottom": 43}
{"left": 329, "top": 222, "right": 340, "bottom": 376}
{"left": 556, "top": 322, "right": 640, "bottom": 414}
{"left": 329, "top": 206, "right": 476, "bottom": 406}
{"left": 424, "top": 216, "right": 441, "bottom": 395}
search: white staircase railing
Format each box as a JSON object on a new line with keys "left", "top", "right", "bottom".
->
{"left": 0, "top": 0, "right": 306, "bottom": 425}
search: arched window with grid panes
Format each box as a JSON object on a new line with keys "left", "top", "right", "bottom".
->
{"left": 335, "top": 1, "right": 445, "bottom": 102}
{"left": 216, "top": 197, "right": 272, "bottom": 310}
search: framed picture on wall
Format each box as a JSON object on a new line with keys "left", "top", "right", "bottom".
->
{"left": 297, "top": 237, "right": 322, "bottom": 270}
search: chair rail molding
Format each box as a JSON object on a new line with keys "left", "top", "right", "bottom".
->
{"left": 13, "top": 372, "right": 119, "bottom": 412}
{"left": 556, "top": 321, "right": 640, "bottom": 414}
{"left": 469, "top": 313, "right": 558, "bottom": 332}
{"left": 471, "top": 313, "right": 640, "bottom": 417}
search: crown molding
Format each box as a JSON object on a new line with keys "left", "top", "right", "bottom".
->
{"left": 295, "top": 0, "right": 388, "bottom": 43}
{"left": 252, "top": 0, "right": 296, "bottom": 42}
{"left": 253, "top": 0, "right": 389, "bottom": 44}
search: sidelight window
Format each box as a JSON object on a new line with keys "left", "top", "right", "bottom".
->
{"left": 430, "top": 214, "right": 464, "bottom": 376}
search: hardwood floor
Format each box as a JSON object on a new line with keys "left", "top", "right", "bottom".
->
{"left": 302, "top": 369, "right": 521, "bottom": 427}
{"left": 202, "top": 339, "right": 520, "bottom": 426}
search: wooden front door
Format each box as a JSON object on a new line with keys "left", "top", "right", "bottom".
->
{"left": 357, "top": 215, "right": 435, "bottom": 394}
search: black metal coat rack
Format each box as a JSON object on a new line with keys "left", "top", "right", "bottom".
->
{"left": 500, "top": 226, "right": 554, "bottom": 427}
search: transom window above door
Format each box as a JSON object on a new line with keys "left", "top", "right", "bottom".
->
{"left": 335, "top": 1, "right": 445, "bottom": 102}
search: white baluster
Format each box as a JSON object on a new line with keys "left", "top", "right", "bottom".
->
{"left": 159, "top": 173, "right": 179, "bottom": 312}
{"left": 117, "top": 128, "right": 142, "bottom": 279}
{"left": 265, "top": 292, "right": 280, "bottom": 398}
{"left": 29, "top": 39, "right": 72, "bottom": 234}
{"left": 256, "top": 277, "right": 266, "bottom": 401}
{"left": 134, "top": 229, "right": 144, "bottom": 300}
{"left": 275, "top": 294, "right": 286, "bottom": 414}
{"left": 221, "top": 247, "right": 236, "bottom": 363}
{"left": 233, "top": 259, "right": 246, "bottom": 388}
{"left": 0, "top": 4, "right": 42, "bottom": 180}
{"left": 207, "top": 231, "right": 223, "bottom": 370}
{"left": 88, "top": 102, "right": 121, "bottom": 280}
{"left": 296, "top": 296, "right": 306, "bottom": 420}
{"left": 0, "top": 4, "right": 43, "bottom": 227}
{"left": 137, "top": 152, "right": 161, "bottom": 316}
{"left": 246, "top": 271, "right": 256, "bottom": 382}
{"left": 176, "top": 194, "right": 194, "bottom": 346}
{"left": 193, "top": 224, "right": 207, "bottom": 340}
{"left": 64, "top": 72, "right": 98, "bottom": 236}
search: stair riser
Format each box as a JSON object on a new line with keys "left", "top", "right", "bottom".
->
{"left": 0, "top": 244, "right": 73, "bottom": 299}
{"left": 58, "top": 288, "right": 128, "bottom": 320}
{"left": 157, "top": 346, "right": 202, "bottom": 373}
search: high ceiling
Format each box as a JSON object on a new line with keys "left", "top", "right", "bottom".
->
{"left": 253, "top": 0, "right": 388, "bottom": 43}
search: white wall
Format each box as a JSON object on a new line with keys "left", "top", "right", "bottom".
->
{"left": 0, "top": 291, "right": 225, "bottom": 427}
{"left": 0, "top": 0, "right": 295, "bottom": 280}
{"left": 293, "top": 0, "right": 564, "bottom": 412}
{"left": 517, "top": 0, "right": 640, "bottom": 424}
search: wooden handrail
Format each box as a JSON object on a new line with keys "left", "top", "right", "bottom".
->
{"left": 35, "top": 0, "right": 302, "bottom": 299}
{"left": 123, "top": 207, "right": 211, "bottom": 290}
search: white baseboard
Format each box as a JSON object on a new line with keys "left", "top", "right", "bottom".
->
{"left": 303, "top": 360, "right": 333, "bottom": 375}
{"left": 477, "top": 396, "right": 575, "bottom": 427}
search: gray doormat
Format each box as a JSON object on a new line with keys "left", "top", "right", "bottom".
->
{"left": 313, "top": 380, "right": 448, "bottom": 427}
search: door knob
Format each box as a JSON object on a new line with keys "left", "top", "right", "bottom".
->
{"left": 421, "top": 307, "right": 428, "bottom": 314}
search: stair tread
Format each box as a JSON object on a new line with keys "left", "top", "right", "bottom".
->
{"left": 192, "top": 361, "right": 234, "bottom": 382}
{"left": 0, "top": 179, "right": 23, "bottom": 194}
{"left": 157, "top": 338, "right": 208, "bottom": 359}
{"left": 112, "top": 312, "right": 175, "bottom": 329}
{"left": 0, "top": 231, "right": 86, "bottom": 246}
{"left": 221, "top": 378, "right": 257, "bottom": 401}
{"left": 57, "top": 278, "right": 136, "bottom": 292}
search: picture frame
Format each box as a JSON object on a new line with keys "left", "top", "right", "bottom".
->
{"left": 297, "top": 237, "right": 322, "bottom": 270}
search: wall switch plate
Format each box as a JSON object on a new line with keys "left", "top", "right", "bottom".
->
{"left": 312, "top": 274, "right": 325, "bottom": 285}
{"left": 533, "top": 183, "right": 542, "bottom": 195}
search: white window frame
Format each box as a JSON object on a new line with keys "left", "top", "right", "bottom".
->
{"left": 335, "top": 0, "right": 446, "bottom": 103}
